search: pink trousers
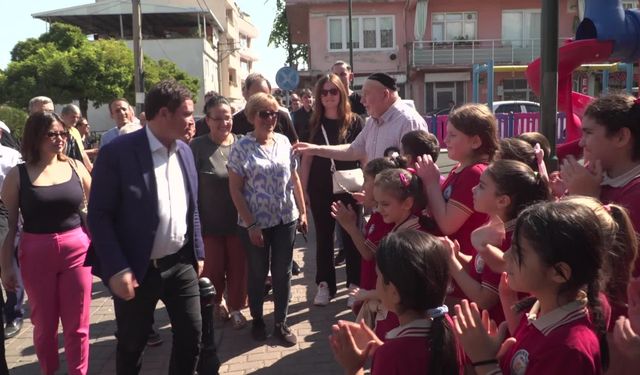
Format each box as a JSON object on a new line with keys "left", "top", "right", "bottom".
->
{"left": 19, "top": 227, "right": 92, "bottom": 375}
{"left": 202, "top": 234, "right": 247, "bottom": 310}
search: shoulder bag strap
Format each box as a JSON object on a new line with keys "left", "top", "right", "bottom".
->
{"left": 320, "top": 125, "right": 337, "bottom": 173}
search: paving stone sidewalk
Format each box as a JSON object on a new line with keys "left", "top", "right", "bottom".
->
{"left": 5, "top": 229, "right": 352, "bottom": 375}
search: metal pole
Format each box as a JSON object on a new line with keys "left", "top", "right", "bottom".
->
{"left": 540, "top": 0, "right": 559, "bottom": 170}
{"left": 348, "top": 0, "right": 354, "bottom": 86}
{"left": 132, "top": 0, "right": 145, "bottom": 114}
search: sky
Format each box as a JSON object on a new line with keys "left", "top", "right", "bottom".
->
{"left": 0, "top": 0, "right": 287, "bottom": 84}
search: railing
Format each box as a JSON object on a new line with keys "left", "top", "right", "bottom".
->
{"left": 410, "top": 38, "right": 571, "bottom": 67}
{"left": 425, "top": 113, "right": 567, "bottom": 146}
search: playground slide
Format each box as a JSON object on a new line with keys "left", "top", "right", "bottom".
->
{"left": 525, "top": 39, "right": 614, "bottom": 159}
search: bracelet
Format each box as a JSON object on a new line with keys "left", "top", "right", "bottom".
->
{"left": 247, "top": 222, "right": 257, "bottom": 230}
{"left": 471, "top": 359, "right": 498, "bottom": 367}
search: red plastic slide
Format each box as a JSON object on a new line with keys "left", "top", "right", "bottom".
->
{"left": 526, "top": 39, "right": 614, "bottom": 160}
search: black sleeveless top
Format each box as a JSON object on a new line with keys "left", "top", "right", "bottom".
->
{"left": 18, "top": 163, "right": 83, "bottom": 233}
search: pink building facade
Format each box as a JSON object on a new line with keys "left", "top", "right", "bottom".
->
{"left": 286, "top": 0, "right": 635, "bottom": 114}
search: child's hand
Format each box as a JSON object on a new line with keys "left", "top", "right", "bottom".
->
{"left": 560, "top": 156, "right": 602, "bottom": 197}
{"left": 533, "top": 143, "right": 549, "bottom": 184}
{"left": 613, "top": 316, "right": 640, "bottom": 358}
{"left": 331, "top": 201, "right": 357, "bottom": 230}
{"left": 549, "top": 171, "right": 566, "bottom": 199}
{"left": 627, "top": 277, "right": 640, "bottom": 333}
{"left": 442, "top": 236, "right": 461, "bottom": 263}
{"left": 498, "top": 272, "right": 518, "bottom": 307}
{"left": 471, "top": 216, "right": 505, "bottom": 252}
{"left": 330, "top": 320, "right": 382, "bottom": 373}
{"left": 453, "top": 300, "right": 516, "bottom": 363}
{"left": 414, "top": 154, "right": 441, "bottom": 186}
{"left": 351, "top": 288, "right": 375, "bottom": 302}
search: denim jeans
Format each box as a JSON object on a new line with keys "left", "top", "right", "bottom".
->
{"left": 240, "top": 221, "right": 296, "bottom": 324}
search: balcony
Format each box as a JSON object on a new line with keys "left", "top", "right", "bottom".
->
{"left": 410, "top": 38, "right": 571, "bottom": 67}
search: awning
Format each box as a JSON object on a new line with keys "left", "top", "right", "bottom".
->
{"left": 32, "top": 0, "right": 223, "bottom": 38}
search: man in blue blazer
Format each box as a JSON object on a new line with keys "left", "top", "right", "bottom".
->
{"left": 88, "top": 81, "right": 209, "bottom": 375}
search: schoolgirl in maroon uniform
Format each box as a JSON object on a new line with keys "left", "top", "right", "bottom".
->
{"left": 330, "top": 230, "right": 464, "bottom": 375}
{"left": 560, "top": 94, "right": 640, "bottom": 276}
{"left": 447, "top": 160, "right": 550, "bottom": 323}
{"left": 416, "top": 104, "right": 499, "bottom": 257}
{"left": 453, "top": 201, "right": 609, "bottom": 375}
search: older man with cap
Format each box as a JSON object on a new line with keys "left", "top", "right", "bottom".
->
{"left": 294, "top": 72, "right": 427, "bottom": 164}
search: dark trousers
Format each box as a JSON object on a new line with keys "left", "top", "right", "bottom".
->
{"left": 310, "top": 191, "right": 361, "bottom": 296}
{"left": 240, "top": 221, "right": 296, "bottom": 324}
{"left": 114, "top": 258, "right": 204, "bottom": 375}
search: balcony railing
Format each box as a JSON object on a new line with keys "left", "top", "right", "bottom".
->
{"left": 410, "top": 38, "right": 570, "bottom": 67}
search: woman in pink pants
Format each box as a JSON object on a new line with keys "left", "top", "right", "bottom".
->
{"left": 0, "top": 112, "right": 92, "bottom": 375}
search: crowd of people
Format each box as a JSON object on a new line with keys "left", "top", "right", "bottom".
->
{"left": 0, "top": 58, "right": 639, "bottom": 375}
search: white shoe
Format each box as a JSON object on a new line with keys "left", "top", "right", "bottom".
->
{"left": 347, "top": 283, "right": 358, "bottom": 308}
{"left": 314, "top": 282, "right": 330, "bottom": 306}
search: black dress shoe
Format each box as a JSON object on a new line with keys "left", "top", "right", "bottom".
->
{"left": 146, "top": 330, "right": 163, "bottom": 347}
{"left": 5, "top": 318, "right": 23, "bottom": 339}
{"left": 292, "top": 260, "right": 302, "bottom": 276}
{"left": 334, "top": 249, "right": 346, "bottom": 266}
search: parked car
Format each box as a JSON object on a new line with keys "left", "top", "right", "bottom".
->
{"left": 491, "top": 100, "right": 540, "bottom": 113}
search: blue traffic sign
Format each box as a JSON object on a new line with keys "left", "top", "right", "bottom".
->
{"left": 275, "top": 66, "right": 300, "bottom": 91}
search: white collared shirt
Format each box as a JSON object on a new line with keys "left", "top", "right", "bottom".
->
{"left": 146, "top": 126, "right": 188, "bottom": 260}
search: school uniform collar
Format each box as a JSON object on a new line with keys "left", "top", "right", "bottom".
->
{"left": 601, "top": 163, "right": 640, "bottom": 188}
{"left": 504, "top": 219, "right": 516, "bottom": 233}
{"left": 385, "top": 318, "right": 431, "bottom": 339}
{"left": 393, "top": 215, "right": 420, "bottom": 231}
{"left": 527, "top": 298, "right": 587, "bottom": 336}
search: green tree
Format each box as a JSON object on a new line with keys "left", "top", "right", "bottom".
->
{"left": 1, "top": 23, "right": 199, "bottom": 116}
{"left": 268, "top": 0, "right": 308, "bottom": 67}
{"left": 0, "top": 105, "right": 28, "bottom": 139}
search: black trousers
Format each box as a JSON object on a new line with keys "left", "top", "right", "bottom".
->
{"left": 113, "top": 258, "right": 205, "bottom": 375}
{"left": 310, "top": 190, "right": 362, "bottom": 296}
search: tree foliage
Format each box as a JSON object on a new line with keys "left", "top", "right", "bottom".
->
{"left": 1, "top": 23, "right": 199, "bottom": 116}
{"left": 268, "top": 0, "right": 308, "bottom": 67}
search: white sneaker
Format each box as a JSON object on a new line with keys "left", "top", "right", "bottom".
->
{"left": 314, "top": 282, "right": 330, "bottom": 306}
{"left": 347, "top": 283, "right": 359, "bottom": 308}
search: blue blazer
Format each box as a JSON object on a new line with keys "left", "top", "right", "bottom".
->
{"left": 87, "top": 128, "right": 204, "bottom": 285}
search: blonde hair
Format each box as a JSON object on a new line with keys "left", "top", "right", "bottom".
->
{"left": 562, "top": 196, "right": 638, "bottom": 308}
{"left": 245, "top": 92, "right": 279, "bottom": 122}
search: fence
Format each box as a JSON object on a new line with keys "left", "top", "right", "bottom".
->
{"left": 425, "top": 113, "right": 567, "bottom": 147}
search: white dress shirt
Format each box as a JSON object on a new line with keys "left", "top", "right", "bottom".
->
{"left": 146, "top": 126, "right": 188, "bottom": 260}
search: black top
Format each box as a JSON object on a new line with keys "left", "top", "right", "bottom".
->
{"left": 19, "top": 163, "right": 82, "bottom": 233}
{"left": 307, "top": 116, "right": 364, "bottom": 195}
{"left": 349, "top": 92, "right": 367, "bottom": 116}
{"left": 190, "top": 134, "right": 239, "bottom": 236}
{"left": 194, "top": 117, "right": 209, "bottom": 138}
{"left": 232, "top": 109, "right": 298, "bottom": 144}
{"left": 292, "top": 107, "right": 313, "bottom": 142}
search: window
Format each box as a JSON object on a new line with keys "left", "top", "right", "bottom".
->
{"left": 431, "top": 12, "right": 477, "bottom": 41}
{"left": 502, "top": 10, "right": 541, "bottom": 47}
{"left": 327, "top": 15, "right": 395, "bottom": 51}
{"left": 623, "top": 1, "right": 638, "bottom": 10}
{"left": 501, "top": 79, "right": 535, "bottom": 101}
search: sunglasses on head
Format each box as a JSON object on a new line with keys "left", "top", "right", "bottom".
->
{"left": 321, "top": 88, "right": 339, "bottom": 97}
{"left": 47, "top": 131, "right": 69, "bottom": 139}
{"left": 258, "top": 110, "right": 278, "bottom": 120}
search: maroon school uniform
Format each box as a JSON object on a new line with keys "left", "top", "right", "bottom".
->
{"left": 441, "top": 163, "right": 490, "bottom": 255}
{"left": 500, "top": 300, "right": 602, "bottom": 375}
{"left": 360, "top": 211, "right": 394, "bottom": 291}
{"left": 371, "top": 317, "right": 465, "bottom": 375}
{"left": 374, "top": 215, "right": 426, "bottom": 340}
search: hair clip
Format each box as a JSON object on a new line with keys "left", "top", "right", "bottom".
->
{"left": 603, "top": 204, "right": 612, "bottom": 213}
{"left": 399, "top": 172, "right": 410, "bottom": 187}
{"left": 427, "top": 305, "right": 449, "bottom": 319}
{"left": 406, "top": 167, "right": 416, "bottom": 174}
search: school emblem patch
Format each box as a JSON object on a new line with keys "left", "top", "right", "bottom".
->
{"left": 368, "top": 224, "right": 375, "bottom": 236}
{"left": 510, "top": 349, "right": 529, "bottom": 375}
{"left": 475, "top": 255, "right": 485, "bottom": 274}
{"left": 443, "top": 185, "right": 453, "bottom": 201}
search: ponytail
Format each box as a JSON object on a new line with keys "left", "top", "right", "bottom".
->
{"left": 586, "top": 280, "right": 610, "bottom": 371}
{"left": 428, "top": 315, "right": 459, "bottom": 375}
{"left": 604, "top": 204, "right": 639, "bottom": 307}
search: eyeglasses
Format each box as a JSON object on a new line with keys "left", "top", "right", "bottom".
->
{"left": 47, "top": 131, "right": 69, "bottom": 140}
{"left": 321, "top": 88, "right": 339, "bottom": 97}
{"left": 258, "top": 110, "right": 278, "bottom": 120}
